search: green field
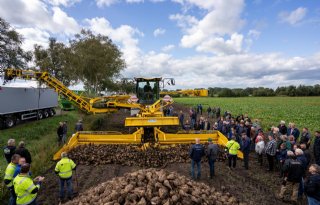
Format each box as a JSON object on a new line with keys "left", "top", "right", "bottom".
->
{"left": 0, "top": 110, "right": 79, "bottom": 191}
{"left": 174, "top": 97, "right": 320, "bottom": 134}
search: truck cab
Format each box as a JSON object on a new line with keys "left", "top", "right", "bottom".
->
{"left": 135, "top": 78, "right": 161, "bottom": 105}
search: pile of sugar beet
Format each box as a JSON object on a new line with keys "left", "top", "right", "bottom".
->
{"left": 64, "top": 168, "right": 244, "bottom": 205}
{"left": 68, "top": 144, "right": 227, "bottom": 167}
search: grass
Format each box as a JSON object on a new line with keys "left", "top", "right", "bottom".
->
{"left": 174, "top": 97, "right": 320, "bottom": 135}
{"left": 0, "top": 109, "right": 80, "bottom": 198}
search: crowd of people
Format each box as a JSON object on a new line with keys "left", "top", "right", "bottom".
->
{"left": 182, "top": 106, "right": 320, "bottom": 205}
{"left": 2, "top": 120, "right": 82, "bottom": 205}
{"left": 2, "top": 107, "right": 319, "bottom": 205}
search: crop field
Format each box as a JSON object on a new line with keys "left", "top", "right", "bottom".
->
{"left": 174, "top": 97, "right": 320, "bottom": 134}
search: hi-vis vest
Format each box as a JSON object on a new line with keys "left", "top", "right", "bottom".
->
{"left": 4, "top": 162, "right": 17, "bottom": 187}
{"left": 55, "top": 157, "right": 76, "bottom": 179}
{"left": 226, "top": 140, "right": 240, "bottom": 155}
{"left": 13, "top": 175, "right": 39, "bottom": 205}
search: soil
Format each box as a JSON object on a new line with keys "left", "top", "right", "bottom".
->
{"left": 36, "top": 103, "right": 306, "bottom": 205}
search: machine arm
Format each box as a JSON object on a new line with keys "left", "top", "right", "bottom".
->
{"left": 3, "top": 69, "right": 135, "bottom": 114}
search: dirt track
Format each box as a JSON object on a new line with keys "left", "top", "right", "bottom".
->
{"left": 37, "top": 103, "right": 305, "bottom": 205}
{"left": 37, "top": 158, "right": 296, "bottom": 205}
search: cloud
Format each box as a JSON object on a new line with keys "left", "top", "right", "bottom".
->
{"left": 126, "top": 0, "right": 144, "bottom": 3}
{"left": 96, "top": 0, "right": 119, "bottom": 7}
{"left": 153, "top": 28, "right": 166, "bottom": 37}
{"left": 170, "top": 0, "right": 246, "bottom": 54}
{"left": 45, "top": 0, "right": 81, "bottom": 7}
{"left": 162, "top": 44, "right": 175, "bottom": 52}
{"left": 279, "top": 7, "right": 307, "bottom": 25}
{"left": 0, "top": 0, "right": 80, "bottom": 35}
{"left": 85, "top": 17, "right": 144, "bottom": 69}
{"left": 16, "top": 28, "right": 51, "bottom": 51}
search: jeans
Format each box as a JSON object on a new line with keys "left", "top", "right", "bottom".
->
{"left": 8, "top": 186, "right": 16, "bottom": 205}
{"left": 208, "top": 158, "right": 215, "bottom": 178}
{"left": 228, "top": 154, "right": 237, "bottom": 168}
{"left": 307, "top": 196, "right": 320, "bottom": 205}
{"left": 191, "top": 160, "right": 201, "bottom": 179}
{"left": 191, "top": 119, "right": 195, "bottom": 129}
{"left": 59, "top": 178, "right": 73, "bottom": 199}
{"left": 298, "top": 177, "right": 304, "bottom": 198}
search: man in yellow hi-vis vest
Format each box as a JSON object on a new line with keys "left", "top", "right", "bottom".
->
{"left": 55, "top": 152, "right": 76, "bottom": 202}
{"left": 4, "top": 154, "right": 20, "bottom": 205}
{"left": 13, "top": 163, "right": 44, "bottom": 205}
{"left": 226, "top": 136, "right": 240, "bottom": 169}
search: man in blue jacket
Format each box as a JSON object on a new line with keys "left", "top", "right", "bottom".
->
{"left": 189, "top": 138, "right": 205, "bottom": 180}
{"left": 241, "top": 131, "right": 251, "bottom": 170}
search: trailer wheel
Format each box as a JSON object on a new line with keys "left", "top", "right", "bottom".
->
{"left": 49, "top": 109, "right": 55, "bottom": 116}
{"left": 37, "top": 111, "right": 43, "bottom": 120}
{"left": 43, "top": 110, "right": 49, "bottom": 118}
{"left": 5, "top": 117, "right": 16, "bottom": 128}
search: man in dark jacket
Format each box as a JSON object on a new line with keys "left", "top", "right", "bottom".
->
{"left": 57, "top": 122, "right": 64, "bottom": 146}
{"left": 3, "top": 139, "right": 16, "bottom": 163}
{"left": 278, "top": 151, "right": 304, "bottom": 203}
{"left": 207, "top": 138, "right": 219, "bottom": 178}
{"left": 241, "top": 131, "right": 251, "bottom": 170}
{"left": 314, "top": 131, "right": 320, "bottom": 166}
{"left": 300, "top": 128, "right": 311, "bottom": 149}
{"left": 278, "top": 120, "right": 287, "bottom": 135}
{"left": 304, "top": 164, "right": 320, "bottom": 205}
{"left": 189, "top": 138, "right": 205, "bottom": 180}
{"left": 75, "top": 120, "right": 84, "bottom": 132}
{"left": 300, "top": 143, "right": 311, "bottom": 167}
{"left": 14, "top": 141, "right": 32, "bottom": 164}
{"left": 178, "top": 111, "right": 184, "bottom": 129}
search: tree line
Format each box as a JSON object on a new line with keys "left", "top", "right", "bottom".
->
{"left": 1, "top": 17, "right": 127, "bottom": 94}
{"left": 208, "top": 85, "right": 320, "bottom": 97}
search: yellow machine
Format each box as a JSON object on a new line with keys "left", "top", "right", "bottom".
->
{"left": 3, "top": 68, "right": 242, "bottom": 160}
{"left": 160, "top": 88, "right": 208, "bottom": 97}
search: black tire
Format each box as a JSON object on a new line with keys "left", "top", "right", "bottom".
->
{"left": 5, "top": 116, "right": 16, "bottom": 128}
{"left": 43, "top": 110, "right": 49, "bottom": 118}
{"left": 49, "top": 109, "right": 55, "bottom": 116}
{"left": 0, "top": 118, "right": 5, "bottom": 129}
{"left": 38, "top": 111, "right": 43, "bottom": 120}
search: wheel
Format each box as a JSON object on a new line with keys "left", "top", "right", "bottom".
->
{"left": 37, "top": 111, "right": 43, "bottom": 120}
{"left": 5, "top": 116, "right": 16, "bottom": 128}
{"left": 49, "top": 109, "right": 55, "bottom": 116}
{"left": 43, "top": 110, "right": 49, "bottom": 118}
{"left": 0, "top": 118, "right": 5, "bottom": 129}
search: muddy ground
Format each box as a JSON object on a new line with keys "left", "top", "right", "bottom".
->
{"left": 37, "top": 103, "right": 306, "bottom": 205}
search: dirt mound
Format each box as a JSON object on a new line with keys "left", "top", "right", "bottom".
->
{"left": 68, "top": 144, "right": 227, "bottom": 167}
{"left": 64, "top": 168, "right": 242, "bottom": 205}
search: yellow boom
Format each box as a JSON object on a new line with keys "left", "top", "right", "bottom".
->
{"left": 4, "top": 68, "right": 243, "bottom": 160}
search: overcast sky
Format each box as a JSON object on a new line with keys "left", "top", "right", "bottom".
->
{"left": 1, "top": 0, "right": 320, "bottom": 89}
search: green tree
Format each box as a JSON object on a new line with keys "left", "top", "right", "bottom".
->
{"left": 0, "top": 17, "right": 32, "bottom": 69}
{"left": 69, "top": 30, "right": 126, "bottom": 93}
{"left": 34, "top": 38, "right": 74, "bottom": 86}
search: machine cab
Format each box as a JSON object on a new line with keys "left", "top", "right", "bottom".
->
{"left": 135, "top": 78, "right": 161, "bottom": 105}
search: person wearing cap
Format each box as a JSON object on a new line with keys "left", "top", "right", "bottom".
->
{"left": 4, "top": 154, "right": 20, "bottom": 205}
{"left": 225, "top": 136, "right": 240, "bottom": 169}
{"left": 207, "top": 138, "right": 219, "bottom": 178}
{"left": 13, "top": 163, "right": 44, "bottom": 205}
{"left": 55, "top": 152, "right": 77, "bottom": 201}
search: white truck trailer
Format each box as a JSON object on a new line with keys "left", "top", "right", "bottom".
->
{"left": 0, "top": 87, "right": 58, "bottom": 129}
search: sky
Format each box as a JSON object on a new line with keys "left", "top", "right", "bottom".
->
{"left": 0, "top": 0, "right": 320, "bottom": 90}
